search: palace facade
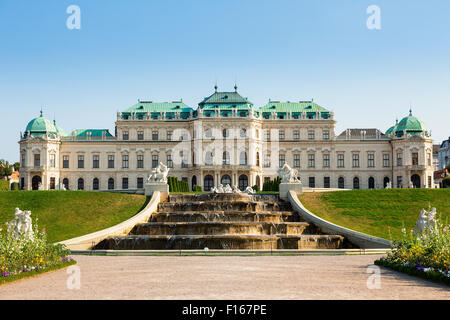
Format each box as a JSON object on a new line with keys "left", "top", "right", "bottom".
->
{"left": 19, "top": 87, "right": 435, "bottom": 192}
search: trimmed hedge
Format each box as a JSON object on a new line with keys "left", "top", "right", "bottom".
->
{"left": 251, "top": 184, "right": 260, "bottom": 192}
{"left": 0, "top": 180, "right": 9, "bottom": 191}
{"left": 262, "top": 177, "right": 281, "bottom": 192}
{"left": 193, "top": 185, "right": 202, "bottom": 192}
{"left": 168, "top": 176, "right": 189, "bottom": 193}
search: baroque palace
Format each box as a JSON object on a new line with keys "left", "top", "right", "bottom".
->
{"left": 19, "top": 87, "right": 434, "bottom": 192}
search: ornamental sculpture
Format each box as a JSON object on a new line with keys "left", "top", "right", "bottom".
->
{"left": 414, "top": 207, "right": 438, "bottom": 235}
{"left": 278, "top": 164, "right": 300, "bottom": 183}
{"left": 6, "top": 208, "right": 34, "bottom": 240}
{"left": 147, "top": 162, "right": 170, "bottom": 183}
{"left": 211, "top": 184, "right": 254, "bottom": 194}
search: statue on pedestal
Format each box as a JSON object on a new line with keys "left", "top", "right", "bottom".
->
{"left": 147, "top": 163, "right": 170, "bottom": 183}
{"left": 278, "top": 164, "right": 300, "bottom": 183}
{"left": 414, "top": 207, "right": 438, "bottom": 235}
{"left": 6, "top": 208, "right": 34, "bottom": 240}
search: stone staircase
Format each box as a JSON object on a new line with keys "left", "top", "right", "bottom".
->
{"left": 95, "top": 193, "right": 345, "bottom": 250}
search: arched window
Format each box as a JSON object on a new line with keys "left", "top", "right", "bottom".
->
{"left": 239, "top": 151, "right": 247, "bottom": 165}
{"left": 338, "top": 177, "right": 345, "bottom": 189}
{"left": 78, "top": 178, "right": 84, "bottom": 191}
{"left": 108, "top": 178, "right": 115, "bottom": 190}
{"left": 32, "top": 175, "right": 42, "bottom": 190}
{"left": 63, "top": 178, "right": 69, "bottom": 190}
{"left": 238, "top": 175, "right": 248, "bottom": 191}
{"left": 221, "top": 175, "right": 232, "bottom": 186}
{"left": 205, "top": 152, "right": 213, "bottom": 166}
{"left": 222, "top": 129, "right": 228, "bottom": 138}
{"left": 204, "top": 175, "right": 214, "bottom": 191}
{"left": 368, "top": 177, "right": 375, "bottom": 189}
{"left": 383, "top": 177, "right": 390, "bottom": 188}
{"left": 192, "top": 175, "right": 197, "bottom": 191}
{"left": 223, "top": 151, "right": 230, "bottom": 165}
{"left": 256, "top": 152, "right": 260, "bottom": 167}
{"left": 93, "top": 178, "right": 99, "bottom": 190}
{"left": 353, "top": 177, "right": 360, "bottom": 190}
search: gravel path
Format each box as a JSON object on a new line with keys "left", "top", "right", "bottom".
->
{"left": 0, "top": 254, "right": 448, "bottom": 300}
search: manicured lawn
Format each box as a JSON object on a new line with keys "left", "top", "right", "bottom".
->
{"left": 0, "top": 191, "right": 147, "bottom": 243}
{"left": 299, "top": 189, "right": 450, "bottom": 241}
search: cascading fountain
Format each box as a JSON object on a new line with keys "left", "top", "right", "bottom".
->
{"left": 95, "top": 193, "right": 345, "bottom": 250}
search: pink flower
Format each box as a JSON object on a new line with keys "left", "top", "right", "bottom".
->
{"left": 42, "top": 228, "right": 46, "bottom": 234}
{"left": 444, "top": 226, "right": 449, "bottom": 232}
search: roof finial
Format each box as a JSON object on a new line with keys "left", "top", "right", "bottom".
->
{"left": 409, "top": 102, "right": 412, "bottom": 116}
{"left": 40, "top": 107, "right": 43, "bottom": 117}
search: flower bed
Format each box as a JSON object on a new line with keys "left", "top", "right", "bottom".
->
{"left": 375, "top": 221, "right": 450, "bottom": 286}
{"left": 1, "top": 222, "right": 75, "bottom": 285}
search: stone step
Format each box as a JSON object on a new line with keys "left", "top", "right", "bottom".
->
{"left": 131, "top": 222, "right": 309, "bottom": 236}
{"left": 150, "top": 211, "right": 299, "bottom": 223}
{"left": 158, "top": 201, "right": 292, "bottom": 213}
{"left": 94, "top": 234, "right": 344, "bottom": 250}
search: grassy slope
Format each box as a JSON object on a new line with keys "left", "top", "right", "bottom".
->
{"left": 0, "top": 191, "right": 147, "bottom": 243}
{"left": 299, "top": 189, "right": 450, "bottom": 241}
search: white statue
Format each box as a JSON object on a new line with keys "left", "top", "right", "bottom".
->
{"left": 6, "top": 208, "right": 34, "bottom": 240}
{"left": 147, "top": 162, "right": 170, "bottom": 183}
{"left": 244, "top": 186, "right": 255, "bottom": 194}
{"left": 278, "top": 164, "right": 300, "bottom": 183}
{"left": 223, "top": 184, "right": 233, "bottom": 193}
{"left": 38, "top": 182, "right": 43, "bottom": 191}
{"left": 414, "top": 207, "right": 438, "bottom": 235}
{"left": 232, "top": 185, "right": 242, "bottom": 193}
{"left": 409, "top": 181, "right": 414, "bottom": 188}
{"left": 385, "top": 181, "right": 392, "bottom": 189}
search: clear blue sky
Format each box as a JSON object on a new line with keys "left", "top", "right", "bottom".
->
{"left": 1, "top": 0, "right": 449, "bottom": 162}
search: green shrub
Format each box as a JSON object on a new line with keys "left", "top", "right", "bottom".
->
{"left": 168, "top": 176, "right": 189, "bottom": 193}
{"left": 251, "top": 184, "right": 260, "bottom": 192}
{"left": 263, "top": 177, "right": 280, "bottom": 192}
{"left": 193, "top": 185, "right": 202, "bottom": 192}
{"left": 0, "top": 180, "right": 9, "bottom": 191}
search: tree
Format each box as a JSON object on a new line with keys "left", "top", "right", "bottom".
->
{"left": 13, "top": 162, "right": 20, "bottom": 171}
{"left": 0, "top": 159, "right": 13, "bottom": 178}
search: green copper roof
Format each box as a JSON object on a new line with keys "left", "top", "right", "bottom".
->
{"left": 123, "top": 101, "right": 193, "bottom": 113}
{"left": 260, "top": 101, "right": 328, "bottom": 113}
{"left": 199, "top": 90, "right": 252, "bottom": 108}
{"left": 385, "top": 119, "right": 398, "bottom": 135}
{"left": 395, "top": 110, "right": 426, "bottom": 136}
{"left": 25, "top": 113, "right": 57, "bottom": 135}
{"left": 71, "top": 129, "right": 113, "bottom": 137}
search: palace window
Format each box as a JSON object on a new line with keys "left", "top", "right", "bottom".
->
{"left": 309, "top": 177, "right": 315, "bottom": 188}
{"left": 427, "top": 153, "right": 431, "bottom": 166}
{"left": 167, "top": 131, "right": 172, "bottom": 141}
{"left": 223, "top": 151, "right": 230, "bottom": 165}
{"left": 34, "top": 154, "right": 40, "bottom": 167}
{"left": 108, "top": 155, "right": 115, "bottom": 168}
{"left": 152, "top": 131, "right": 159, "bottom": 141}
{"left": 412, "top": 152, "right": 419, "bottom": 166}
{"left": 78, "top": 178, "right": 84, "bottom": 190}
{"left": 108, "top": 178, "right": 115, "bottom": 190}
{"left": 240, "top": 152, "right": 248, "bottom": 166}
{"left": 78, "top": 155, "right": 84, "bottom": 169}
{"left": 152, "top": 155, "right": 158, "bottom": 168}
{"left": 137, "top": 177, "right": 144, "bottom": 189}
{"left": 137, "top": 131, "right": 144, "bottom": 141}
{"left": 323, "top": 154, "right": 330, "bottom": 168}
{"left": 353, "top": 177, "right": 360, "bottom": 189}
{"left": 368, "top": 154, "right": 375, "bottom": 168}
{"left": 308, "top": 154, "right": 315, "bottom": 168}
{"left": 222, "top": 129, "right": 229, "bottom": 138}
{"left": 308, "top": 130, "right": 315, "bottom": 140}
{"left": 63, "top": 156, "right": 69, "bottom": 169}
{"left": 352, "top": 154, "right": 359, "bottom": 168}
{"left": 397, "top": 153, "right": 403, "bottom": 166}
{"left": 264, "top": 130, "right": 270, "bottom": 142}
{"left": 49, "top": 154, "right": 56, "bottom": 168}
{"left": 122, "top": 177, "right": 129, "bottom": 190}
{"left": 137, "top": 155, "right": 144, "bottom": 169}
{"left": 93, "top": 178, "right": 99, "bottom": 190}
{"left": 397, "top": 176, "right": 403, "bottom": 188}
{"left": 293, "top": 130, "right": 300, "bottom": 141}
{"left": 338, "top": 177, "right": 345, "bottom": 189}
{"left": 279, "top": 130, "right": 285, "bottom": 141}
{"left": 122, "top": 155, "right": 129, "bottom": 168}
{"left": 123, "top": 131, "right": 129, "bottom": 140}
{"left": 279, "top": 154, "right": 285, "bottom": 167}
{"left": 324, "top": 177, "right": 330, "bottom": 188}
{"left": 264, "top": 154, "right": 271, "bottom": 168}
{"left": 50, "top": 177, "right": 56, "bottom": 190}
{"left": 205, "top": 152, "right": 213, "bottom": 166}
{"left": 294, "top": 154, "right": 300, "bottom": 168}
{"left": 383, "top": 154, "right": 390, "bottom": 167}
{"left": 181, "top": 152, "right": 188, "bottom": 168}
{"left": 93, "top": 155, "right": 99, "bottom": 169}
{"left": 240, "top": 129, "right": 246, "bottom": 138}
{"left": 337, "top": 154, "right": 344, "bottom": 168}
{"left": 21, "top": 153, "right": 26, "bottom": 167}
{"left": 167, "top": 155, "right": 173, "bottom": 168}
{"left": 323, "top": 130, "right": 330, "bottom": 140}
